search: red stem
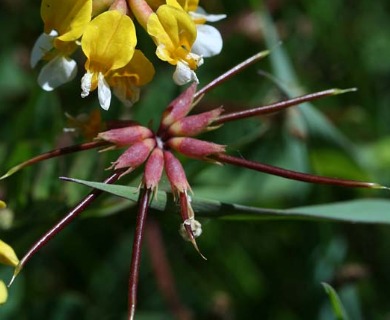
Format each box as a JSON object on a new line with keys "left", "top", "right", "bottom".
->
{"left": 214, "top": 89, "right": 340, "bottom": 124}
{"left": 128, "top": 187, "right": 152, "bottom": 320}
{"left": 16, "top": 171, "right": 121, "bottom": 273}
{"left": 213, "top": 153, "right": 379, "bottom": 189}
{"left": 6, "top": 141, "right": 109, "bottom": 172}
{"left": 194, "top": 51, "right": 269, "bottom": 100}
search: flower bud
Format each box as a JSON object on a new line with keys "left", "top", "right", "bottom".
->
{"left": 109, "top": 0, "right": 129, "bottom": 14}
{"left": 167, "top": 107, "right": 223, "bottom": 136}
{"left": 111, "top": 138, "right": 155, "bottom": 172}
{"left": 144, "top": 147, "right": 164, "bottom": 191}
{"left": 163, "top": 150, "right": 190, "bottom": 195}
{"left": 128, "top": 0, "right": 153, "bottom": 29}
{"left": 167, "top": 137, "right": 225, "bottom": 159}
{"left": 97, "top": 125, "right": 153, "bottom": 146}
{"left": 93, "top": 0, "right": 115, "bottom": 16}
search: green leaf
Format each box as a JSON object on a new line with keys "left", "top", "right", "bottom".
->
{"left": 322, "top": 282, "right": 349, "bottom": 320}
{"left": 62, "top": 178, "right": 390, "bottom": 224}
{"left": 256, "top": 6, "right": 361, "bottom": 159}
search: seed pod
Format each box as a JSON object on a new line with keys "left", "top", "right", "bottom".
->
{"left": 144, "top": 147, "right": 164, "bottom": 191}
{"left": 167, "top": 137, "right": 225, "bottom": 159}
{"left": 159, "top": 82, "right": 197, "bottom": 130}
{"left": 167, "top": 107, "right": 223, "bottom": 136}
{"left": 111, "top": 138, "right": 156, "bottom": 172}
{"left": 97, "top": 125, "right": 153, "bottom": 146}
{"left": 163, "top": 150, "right": 190, "bottom": 195}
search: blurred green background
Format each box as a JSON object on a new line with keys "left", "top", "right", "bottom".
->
{"left": 1, "top": 0, "right": 390, "bottom": 319}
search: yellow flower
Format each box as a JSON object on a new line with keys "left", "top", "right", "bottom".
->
{"left": 80, "top": 10, "right": 138, "bottom": 110}
{"left": 147, "top": 0, "right": 203, "bottom": 85}
{"left": 176, "top": 0, "right": 198, "bottom": 12}
{"left": 176, "top": 0, "right": 226, "bottom": 58}
{"left": 0, "top": 237, "right": 19, "bottom": 306}
{"left": 31, "top": 0, "right": 92, "bottom": 90}
{"left": 107, "top": 50, "right": 155, "bottom": 107}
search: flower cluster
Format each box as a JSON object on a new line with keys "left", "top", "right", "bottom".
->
{"left": 97, "top": 82, "right": 224, "bottom": 253}
{"left": 31, "top": 0, "right": 225, "bottom": 110}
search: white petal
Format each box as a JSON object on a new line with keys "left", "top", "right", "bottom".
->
{"left": 98, "top": 72, "right": 111, "bottom": 110}
{"left": 192, "top": 25, "right": 223, "bottom": 57}
{"left": 30, "top": 30, "right": 58, "bottom": 68}
{"left": 173, "top": 61, "right": 199, "bottom": 85}
{"left": 81, "top": 71, "right": 93, "bottom": 98}
{"left": 37, "top": 56, "right": 77, "bottom": 91}
{"left": 190, "top": 7, "right": 226, "bottom": 22}
{"left": 188, "top": 52, "right": 204, "bottom": 67}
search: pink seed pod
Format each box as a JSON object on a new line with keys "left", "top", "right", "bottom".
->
{"left": 167, "top": 107, "right": 223, "bottom": 137}
{"left": 159, "top": 82, "right": 197, "bottom": 130}
{"left": 111, "top": 138, "right": 156, "bottom": 172}
{"left": 144, "top": 147, "right": 164, "bottom": 191}
{"left": 167, "top": 137, "right": 226, "bottom": 159}
{"left": 163, "top": 150, "right": 191, "bottom": 195}
{"left": 97, "top": 125, "right": 153, "bottom": 146}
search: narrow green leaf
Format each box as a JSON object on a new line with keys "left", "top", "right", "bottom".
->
{"left": 322, "top": 282, "right": 349, "bottom": 320}
{"left": 62, "top": 178, "right": 390, "bottom": 224}
{"left": 256, "top": 6, "right": 361, "bottom": 159}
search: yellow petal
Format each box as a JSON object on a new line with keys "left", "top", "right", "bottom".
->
{"left": 109, "top": 50, "right": 155, "bottom": 86}
{"left": 82, "top": 10, "right": 137, "bottom": 72}
{"left": 0, "top": 201, "right": 5, "bottom": 209}
{"left": 0, "top": 281, "right": 7, "bottom": 305}
{"left": 108, "top": 50, "right": 155, "bottom": 105}
{"left": 0, "top": 240, "right": 19, "bottom": 267}
{"left": 173, "top": 0, "right": 199, "bottom": 12}
{"left": 147, "top": 4, "right": 196, "bottom": 64}
{"left": 41, "top": 0, "right": 92, "bottom": 41}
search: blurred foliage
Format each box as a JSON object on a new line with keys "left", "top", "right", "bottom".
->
{"left": 1, "top": 0, "right": 390, "bottom": 319}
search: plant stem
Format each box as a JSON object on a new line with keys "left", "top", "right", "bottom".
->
{"left": 213, "top": 153, "right": 381, "bottom": 189}
{"left": 214, "top": 88, "right": 356, "bottom": 125}
{"left": 9, "top": 171, "right": 121, "bottom": 286}
{"left": 1, "top": 141, "right": 109, "bottom": 180}
{"left": 128, "top": 187, "right": 151, "bottom": 320}
{"left": 194, "top": 51, "right": 270, "bottom": 99}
